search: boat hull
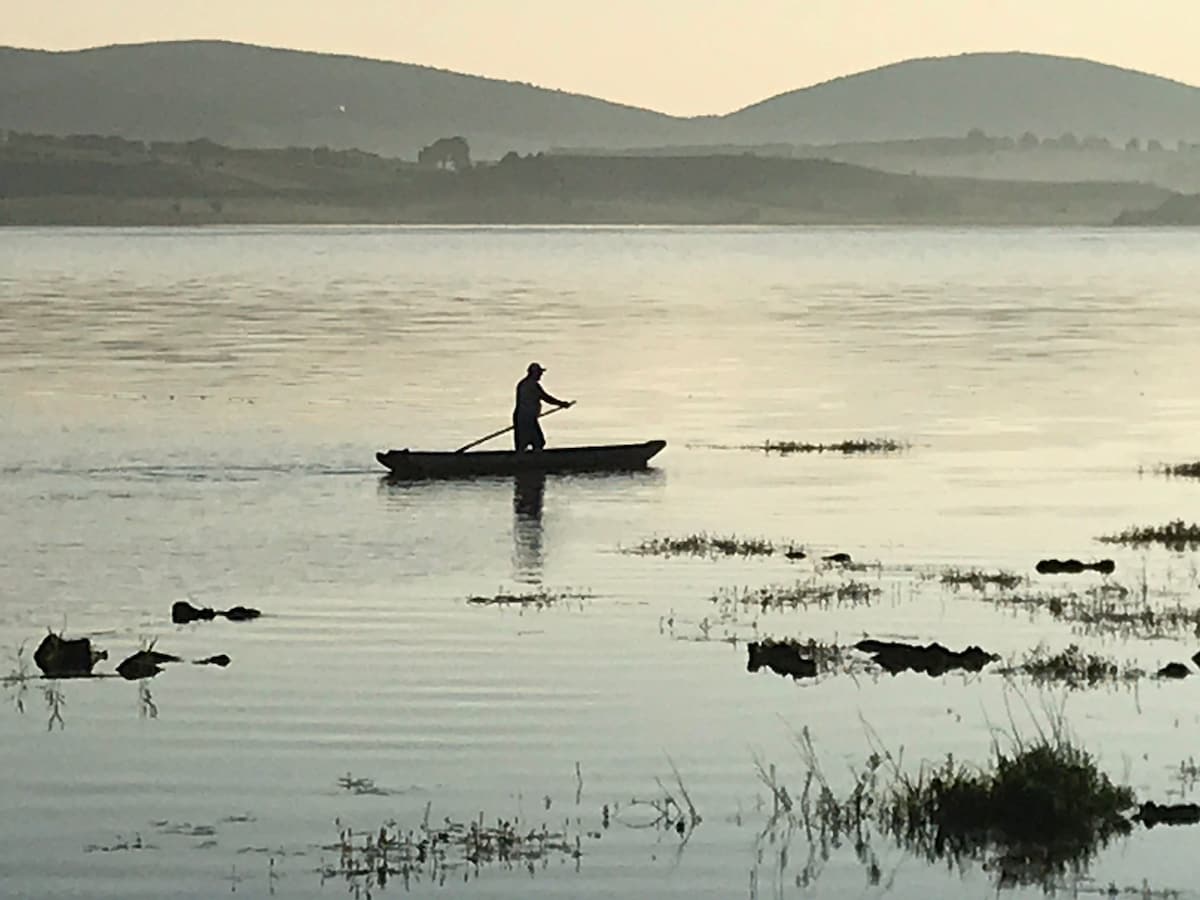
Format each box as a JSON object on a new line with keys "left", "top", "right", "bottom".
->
{"left": 376, "top": 440, "right": 666, "bottom": 479}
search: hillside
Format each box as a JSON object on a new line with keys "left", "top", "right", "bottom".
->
{"left": 4, "top": 42, "right": 1200, "bottom": 161}
{"left": 717, "top": 53, "right": 1200, "bottom": 146}
{"left": 0, "top": 41, "right": 687, "bottom": 160}
{"left": 0, "top": 132, "right": 1172, "bottom": 227}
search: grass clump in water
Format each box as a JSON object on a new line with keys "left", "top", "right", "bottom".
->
{"left": 1098, "top": 520, "right": 1200, "bottom": 551}
{"left": 940, "top": 568, "right": 1024, "bottom": 591}
{"left": 884, "top": 726, "right": 1134, "bottom": 885}
{"left": 467, "top": 588, "right": 591, "bottom": 607}
{"left": 1158, "top": 461, "right": 1200, "bottom": 478}
{"left": 1005, "top": 644, "right": 1144, "bottom": 689}
{"left": 626, "top": 533, "right": 777, "bottom": 558}
{"left": 761, "top": 438, "right": 908, "bottom": 455}
{"left": 714, "top": 579, "right": 881, "bottom": 611}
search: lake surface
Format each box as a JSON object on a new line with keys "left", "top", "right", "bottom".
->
{"left": 2, "top": 225, "right": 1200, "bottom": 899}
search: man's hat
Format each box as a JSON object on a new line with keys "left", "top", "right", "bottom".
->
{"left": 527, "top": 362, "right": 545, "bottom": 374}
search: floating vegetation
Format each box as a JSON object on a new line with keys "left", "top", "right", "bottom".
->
{"left": 856, "top": 639, "right": 997, "bottom": 676}
{"left": 466, "top": 588, "right": 591, "bottom": 607}
{"left": 1004, "top": 644, "right": 1145, "bottom": 689}
{"left": 746, "top": 638, "right": 855, "bottom": 680}
{"left": 338, "top": 773, "right": 389, "bottom": 796}
{"left": 1098, "top": 520, "right": 1200, "bottom": 551}
{"left": 1035, "top": 558, "right": 1115, "bottom": 575}
{"left": 714, "top": 578, "right": 881, "bottom": 611}
{"left": 624, "top": 532, "right": 779, "bottom": 558}
{"left": 940, "top": 568, "right": 1024, "bottom": 591}
{"left": 759, "top": 438, "right": 909, "bottom": 455}
{"left": 1157, "top": 461, "right": 1200, "bottom": 478}
{"left": 758, "top": 717, "right": 1138, "bottom": 890}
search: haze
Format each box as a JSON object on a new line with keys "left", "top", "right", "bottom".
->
{"left": 9, "top": 0, "right": 1199, "bottom": 116}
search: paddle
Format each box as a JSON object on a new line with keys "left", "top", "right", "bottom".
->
{"left": 455, "top": 403, "right": 573, "bottom": 453}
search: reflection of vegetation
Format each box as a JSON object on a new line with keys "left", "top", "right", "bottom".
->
{"left": 1159, "top": 460, "right": 1200, "bottom": 478}
{"left": 984, "top": 582, "right": 1200, "bottom": 639}
{"left": 755, "top": 717, "right": 1137, "bottom": 891}
{"left": 714, "top": 579, "right": 880, "bottom": 611}
{"left": 1098, "top": 520, "right": 1200, "bottom": 551}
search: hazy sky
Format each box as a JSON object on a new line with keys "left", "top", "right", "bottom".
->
{"left": 9, "top": 1, "right": 1198, "bottom": 115}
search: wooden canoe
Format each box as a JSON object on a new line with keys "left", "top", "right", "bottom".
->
{"left": 376, "top": 440, "right": 666, "bottom": 478}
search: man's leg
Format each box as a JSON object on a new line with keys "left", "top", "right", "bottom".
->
{"left": 531, "top": 421, "right": 546, "bottom": 451}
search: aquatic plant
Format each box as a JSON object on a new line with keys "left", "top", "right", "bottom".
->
{"left": 1158, "top": 460, "right": 1200, "bottom": 478}
{"left": 1098, "top": 520, "right": 1200, "bottom": 551}
{"left": 984, "top": 585, "right": 1200, "bottom": 640}
{"left": 1004, "top": 644, "right": 1144, "bottom": 689}
{"left": 940, "top": 568, "right": 1024, "bottom": 591}
{"left": 713, "top": 579, "right": 880, "bottom": 611}
{"left": 760, "top": 438, "right": 909, "bottom": 455}
{"left": 467, "top": 588, "right": 591, "bottom": 607}
{"left": 757, "top": 715, "right": 1137, "bottom": 890}
{"left": 625, "top": 532, "right": 778, "bottom": 558}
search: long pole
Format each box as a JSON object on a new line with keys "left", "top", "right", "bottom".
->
{"left": 454, "top": 404, "right": 570, "bottom": 453}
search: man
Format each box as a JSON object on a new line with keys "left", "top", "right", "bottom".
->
{"left": 513, "top": 363, "right": 572, "bottom": 451}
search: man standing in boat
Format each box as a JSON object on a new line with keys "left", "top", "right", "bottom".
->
{"left": 514, "top": 363, "right": 573, "bottom": 451}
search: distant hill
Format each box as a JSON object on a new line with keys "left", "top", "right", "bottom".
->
{"left": 0, "top": 41, "right": 686, "bottom": 160}
{"left": 715, "top": 53, "right": 1200, "bottom": 146}
{"left": 4, "top": 42, "right": 1200, "bottom": 158}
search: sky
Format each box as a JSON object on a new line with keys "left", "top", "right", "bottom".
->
{"left": 8, "top": 1, "right": 1199, "bottom": 116}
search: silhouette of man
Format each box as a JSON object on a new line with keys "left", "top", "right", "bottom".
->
{"left": 513, "top": 363, "right": 572, "bottom": 451}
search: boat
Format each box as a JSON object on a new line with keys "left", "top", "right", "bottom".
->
{"left": 376, "top": 440, "right": 666, "bottom": 479}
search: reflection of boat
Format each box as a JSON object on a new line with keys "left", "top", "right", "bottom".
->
{"left": 375, "top": 440, "right": 666, "bottom": 479}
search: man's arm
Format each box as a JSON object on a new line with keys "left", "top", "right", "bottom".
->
{"left": 537, "top": 385, "right": 572, "bottom": 407}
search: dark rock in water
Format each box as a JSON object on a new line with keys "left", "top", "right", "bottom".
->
{"left": 1192, "top": 650, "right": 1200, "bottom": 668}
{"left": 223, "top": 606, "right": 261, "bottom": 621}
{"left": 1136, "top": 801, "right": 1200, "bottom": 827}
{"left": 116, "top": 648, "right": 181, "bottom": 680}
{"left": 822, "top": 552, "right": 852, "bottom": 564}
{"left": 33, "top": 632, "right": 108, "bottom": 677}
{"left": 195, "top": 654, "right": 231, "bottom": 667}
{"left": 1035, "top": 558, "right": 1116, "bottom": 575}
{"left": 1156, "top": 662, "right": 1190, "bottom": 679}
{"left": 784, "top": 549, "right": 807, "bottom": 560}
{"left": 854, "top": 639, "right": 997, "bottom": 677}
{"left": 747, "top": 640, "right": 818, "bottom": 679}
{"left": 173, "top": 600, "right": 216, "bottom": 624}
{"left": 172, "top": 600, "right": 261, "bottom": 623}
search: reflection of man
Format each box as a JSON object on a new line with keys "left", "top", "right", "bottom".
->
{"left": 513, "top": 363, "right": 572, "bottom": 452}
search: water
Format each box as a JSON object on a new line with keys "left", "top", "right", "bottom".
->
{"left": 2, "top": 225, "right": 1200, "bottom": 899}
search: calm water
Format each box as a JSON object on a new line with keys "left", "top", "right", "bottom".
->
{"left": 2, "top": 225, "right": 1200, "bottom": 899}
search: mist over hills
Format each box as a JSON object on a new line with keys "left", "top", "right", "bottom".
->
{"left": 4, "top": 40, "right": 1200, "bottom": 159}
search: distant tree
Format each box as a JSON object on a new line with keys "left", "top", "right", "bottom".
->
{"left": 1057, "top": 132, "right": 1079, "bottom": 150}
{"left": 418, "top": 136, "right": 472, "bottom": 171}
{"left": 965, "top": 127, "right": 989, "bottom": 150}
{"left": 1081, "top": 135, "right": 1111, "bottom": 151}
{"left": 1125, "top": 137, "right": 1141, "bottom": 152}
{"left": 1147, "top": 138, "right": 1164, "bottom": 152}
{"left": 1018, "top": 131, "right": 1040, "bottom": 150}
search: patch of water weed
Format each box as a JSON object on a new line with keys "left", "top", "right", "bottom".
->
{"left": 467, "top": 588, "right": 591, "bottom": 608}
{"left": 759, "top": 438, "right": 909, "bottom": 455}
{"left": 755, "top": 711, "right": 1137, "bottom": 891}
{"left": 940, "top": 568, "right": 1025, "bottom": 591}
{"left": 338, "top": 773, "right": 390, "bottom": 796}
{"left": 1004, "top": 644, "right": 1145, "bottom": 689}
{"left": 1098, "top": 520, "right": 1200, "bottom": 551}
{"left": 988, "top": 586, "right": 1200, "bottom": 640}
{"left": 1157, "top": 460, "right": 1200, "bottom": 478}
{"left": 625, "top": 532, "right": 778, "bottom": 558}
{"left": 713, "top": 578, "right": 881, "bottom": 611}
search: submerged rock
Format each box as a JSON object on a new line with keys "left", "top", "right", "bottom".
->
{"left": 1136, "top": 801, "right": 1200, "bottom": 827}
{"left": 116, "top": 649, "right": 182, "bottom": 680}
{"left": 172, "top": 600, "right": 261, "bottom": 624}
{"left": 855, "top": 639, "right": 997, "bottom": 676}
{"left": 747, "top": 640, "right": 818, "bottom": 679}
{"left": 33, "top": 632, "right": 108, "bottom": 677}
{"left": 1036, "top": 558, "right": 1116, "bottom": 575}
{"left": 822, "top": 552, "right": 852, "bottom": 565}
{"left": 1155, "top": 662, "right": 1190, "bottom": 679}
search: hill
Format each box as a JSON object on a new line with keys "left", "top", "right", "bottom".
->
{"left": 4, "top": 43, "right": 1200, "bottom": 161}
{"left": 716, "top": 52, "right": 1200, "bottom": 147}
{"left": 0, "top": 41, "right": 686, "bottom": 160}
